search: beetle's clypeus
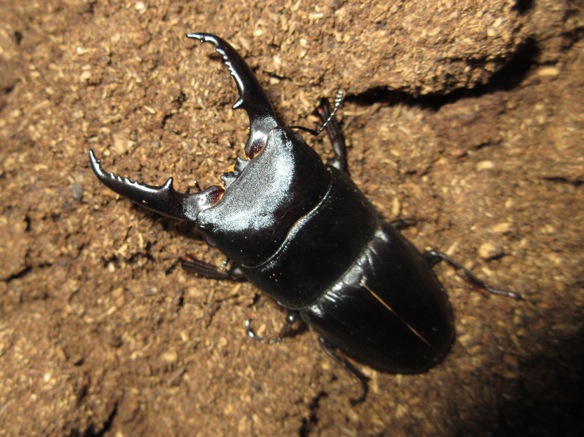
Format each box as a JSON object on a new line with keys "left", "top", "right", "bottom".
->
{"left": 89, "top": 33, "right": 520, "bottom": 404}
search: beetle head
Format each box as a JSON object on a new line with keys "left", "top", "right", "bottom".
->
{"left": 89, "top": 33, "right": 281, "bottom": 222}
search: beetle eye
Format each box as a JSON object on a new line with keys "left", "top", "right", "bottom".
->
{"left": 247, "top": 144, "right": 264, "bottom": 159}
{"left": 210, "top": 188, "right": 225, "bottom": 204}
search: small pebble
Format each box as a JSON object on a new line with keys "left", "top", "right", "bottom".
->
{"left": 490, "top": 222, "right": 513, "bottom": 233}
{"left": 476, "top": 160, "right": 495, "bottom": 171}
{"left": 71, "top": 182, "right": 83, "bottom": 201}
{"left": 478, "top": 242, "right": 504, "bottom": 260}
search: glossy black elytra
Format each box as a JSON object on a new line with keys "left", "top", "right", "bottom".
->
{"left": 89, "top": 33, "right": 520, "bottom": 404}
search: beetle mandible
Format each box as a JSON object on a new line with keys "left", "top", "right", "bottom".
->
{"left": 89, "top": 33, "right": 520, "bottom": 404}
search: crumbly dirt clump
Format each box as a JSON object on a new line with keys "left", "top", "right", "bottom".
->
{"left": 1, "top": 0, "right": 582, "bottom": 435}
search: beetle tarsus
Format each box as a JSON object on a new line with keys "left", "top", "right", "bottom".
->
{"left": 319, "top": 337, "right": 369, "bottom": 405}
{"left": 245, "top": 318, "right": 283, "bottom": 344}
{"left": 245, "top": 311, "right": 304, "bottom": 344}
{"left": 181, "top": 255, "right": 246, "bottom": 281}
{"left": 423, "top": 249, "right": 522, "bottom": 300}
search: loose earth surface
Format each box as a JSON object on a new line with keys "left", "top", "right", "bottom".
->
{"left": 1, "top": 1, "right": 582, "bottom": 436}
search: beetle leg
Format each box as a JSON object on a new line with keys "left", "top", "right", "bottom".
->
{"left": 319, "top": 337, "right": 369, "bottom": 405}
{"left": 181, "top": 255, "right": 246, "bottom": 281}
{"left": 423, "top": 249, "right": 522, "bottom": 300}
{"left": 315, "top": 93, "right": 349, "bottom": 174}
{"left": 245, "top": 311, "right": 305, "bottom": 344}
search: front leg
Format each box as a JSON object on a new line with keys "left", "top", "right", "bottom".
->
{"left": 181, "top": 255, "right": 246, "bottom": 281}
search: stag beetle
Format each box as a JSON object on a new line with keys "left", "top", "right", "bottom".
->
{"left": 89, "top": 33, "right": 520, "bottom": 404}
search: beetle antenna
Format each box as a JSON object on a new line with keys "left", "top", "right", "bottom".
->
{"left": 292, "top": 90, "right": 345, "bottom": 136}
{"left": 317, "top": 90, "right": 345, "bottom": 135}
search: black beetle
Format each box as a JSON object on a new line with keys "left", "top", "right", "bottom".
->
{"left": 89, "top": 33, "right": 519, "bottom": 404}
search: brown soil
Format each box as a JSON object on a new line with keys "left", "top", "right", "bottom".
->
{"left": 1, "top": 1, "right": 582, "bottom": 435}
